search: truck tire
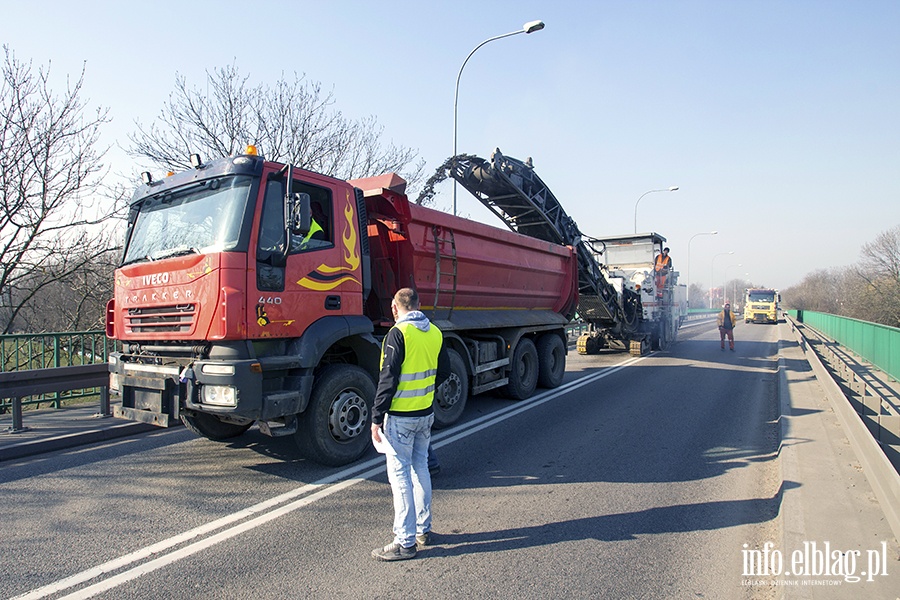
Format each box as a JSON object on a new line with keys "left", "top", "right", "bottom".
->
{"left": 536, "top": 333, "right": 566, "bottom": 389}
{"left": 181, "top": 412, "right": 253, "bottom": 441}
{"left": 433, "top": 348, "right": 468, "bottom": 429}
{"left": 505, "top": 337, "right": 538, "bottom": 400}
{"left": 295, "top": 364, "right": 375, "bottom": 467}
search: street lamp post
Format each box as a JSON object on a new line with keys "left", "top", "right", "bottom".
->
{"left": 453, "top": 20, "right": 545, "bottom": 216}
{"left": 710, "top": 251, "right": 734, "bottom": 308}
{"left": 633, "top": 186, "right": 679, "bottom": 233}
{"left": 687, "top": 230, "right": 717, "bottom": 306}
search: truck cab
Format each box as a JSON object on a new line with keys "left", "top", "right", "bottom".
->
{"left": 107, "top": 148, "right": 380, "bottom": 465}
{"left": 744, "top": 288, "right": 780, "bottom": 324}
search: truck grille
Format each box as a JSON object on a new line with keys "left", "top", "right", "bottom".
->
{"left": 127, "top": 304, "right": 196, "bottom": 333}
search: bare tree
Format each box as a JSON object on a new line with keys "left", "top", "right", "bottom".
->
{"left": 128, "top": 63, "right": 425, "bottom": 194}
{"left": 0, "top": 46, "right": 122, "bottom": 334}
{"left": 853, "top": 225, "right": 900, "bottom": 327}
{"left": 11, "top": 245, "right": 119, "bottom": 332}
{"left": 688, "top": 282, "right": 706, "bottom": 308}
{"left": 782, "top": 267, "right": 850, "bottom": 315}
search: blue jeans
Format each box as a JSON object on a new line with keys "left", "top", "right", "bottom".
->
{"left": 384, "top": 413, "right": 434, "bottom": 548}
{"left": 427, "top": 443, "right": 440, "bottom": 470}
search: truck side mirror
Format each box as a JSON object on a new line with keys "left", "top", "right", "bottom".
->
{"left": 288, "top": 192, "right": 311, "bottom": 236}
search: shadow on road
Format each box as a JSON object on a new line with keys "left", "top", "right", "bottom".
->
{"left": 425, "top": 480, "right": 801, "bottom": 554}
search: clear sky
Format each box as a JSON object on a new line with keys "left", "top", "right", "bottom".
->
{"left": 3, "top": 0, "right": 899, "bottom": 292}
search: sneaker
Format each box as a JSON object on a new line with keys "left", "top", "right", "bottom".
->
{"left": 371, "top": 541, "right": 416, "bottom": 561}
{"left": 416, "top": 531, "right": 433, "bottom": 547}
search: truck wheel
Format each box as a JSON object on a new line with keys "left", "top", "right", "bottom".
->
{"left": 433, "top": 348, "right": 468, "bottom": 429}
{"left": 181, "top": 412, "right": 253, "bottom": 441}
{"left": 536, "top": 334, "right": 566, "bottom": 389}
{"left": 295, "top": 364, "right": 375, "bottom": 467}
{"left": 505, "top": 337, "right": 538, "bottom": 400}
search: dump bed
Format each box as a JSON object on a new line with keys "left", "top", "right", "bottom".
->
{"left": 353, "top": 174, "right": 578, "bottom": 330}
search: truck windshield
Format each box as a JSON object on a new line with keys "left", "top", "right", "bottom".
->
{"left": 123, "top": 175, "right": 252, "bottom": 265}
{"left": 748, "top": 291, "right": 776, "bottom": 302}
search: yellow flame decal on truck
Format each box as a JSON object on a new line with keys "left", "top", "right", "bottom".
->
{"left": 340, "top": 201, "right": 360, "bottom": 271}
{"left": 297, "top": 192, "right": 361, "bottom": 291}
{"left": 186, "top": 258, "right": 212, "bottom": 279}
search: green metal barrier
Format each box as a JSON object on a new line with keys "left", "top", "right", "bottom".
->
{"left": 0, "top": 330, "right": 115, "bottom": 410}
{"left": 788, "top": 311, "right": 900, "bottom": 383}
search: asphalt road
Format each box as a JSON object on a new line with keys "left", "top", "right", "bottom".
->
{"left": 1, "top": 319, "right": 785, "bottom": 600}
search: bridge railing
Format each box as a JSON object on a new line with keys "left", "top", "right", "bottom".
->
{"left": 1, "top": 330, "right": 115, "bottom": 373}
{"left": 788, "top": 310, "right": 900, "bottom": 382}
{"left": 1, "top": 331, "right": 116, "bottom": 431}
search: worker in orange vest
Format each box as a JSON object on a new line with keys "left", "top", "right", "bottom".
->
{"left": 654, "top": 247, "right": 672, "bottom": 298}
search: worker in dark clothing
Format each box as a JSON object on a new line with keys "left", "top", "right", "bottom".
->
{"left": 717, "top": 302, "right": 737, "bottom": 351}
{"left": 371, "top": 288, "right": 450, "bottom": 561}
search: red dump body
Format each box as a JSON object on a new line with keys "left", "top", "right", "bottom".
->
{"left": 351, "top": 174, "right": 579, "bottom": 327}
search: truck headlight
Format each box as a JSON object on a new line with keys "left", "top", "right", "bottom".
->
{"left": 201, "top": 385, "right": 237, "bottom": 407}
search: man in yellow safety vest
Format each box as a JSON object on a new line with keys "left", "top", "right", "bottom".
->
{"left": 371, "top": 288, "right": 450, "bottom": 561}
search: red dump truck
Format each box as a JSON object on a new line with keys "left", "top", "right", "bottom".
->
{"left": 107, "top": 148, "right": 578, "bottom": 465}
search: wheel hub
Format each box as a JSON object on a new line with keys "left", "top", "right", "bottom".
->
{"left": 436, "top": 375, "right": 461, "bottom": 409}
{"left": 328, "top": 389, "right": 369, "bottom": 441}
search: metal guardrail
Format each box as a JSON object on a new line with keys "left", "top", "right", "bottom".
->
{"left": 0, "top": 364, "right": 111, "bottom": 433}
{"left": 790, "top": 318, "right": 900, "bottom": 471}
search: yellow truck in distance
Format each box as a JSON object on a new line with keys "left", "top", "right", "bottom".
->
{"left": 744, "top": 288, "right": 780, "bottom": 324}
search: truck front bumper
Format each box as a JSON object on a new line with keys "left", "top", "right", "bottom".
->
{"left": 109, "top": 353, "right": 275, "bottom": 426}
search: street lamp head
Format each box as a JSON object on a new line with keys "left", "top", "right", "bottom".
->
{"left": 668, "top": 186, "right": 679, "bottom": 192}
{"left": 710, "top": 230, "right": 718, "bottom": 235}
{"left": 453, "top": 20, "right": 546, "bottom": 216}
